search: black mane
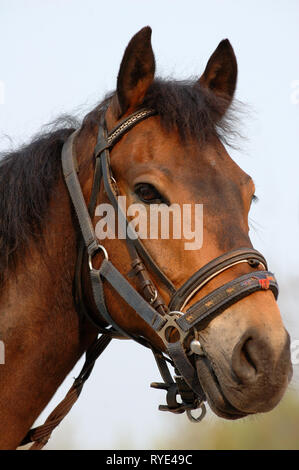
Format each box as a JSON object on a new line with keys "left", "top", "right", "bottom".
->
{"left": 0, "top": 79, "right": 239, "bottom": 284}
{"left": 141, "top": 79, "right": 239, "bottom": 144}
{"left": 0, "top": 116, "right": 79, "bottom": 284}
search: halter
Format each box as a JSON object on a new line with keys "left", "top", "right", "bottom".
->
{"left": 21, "top": 108, "right": 279, "bottom": 448}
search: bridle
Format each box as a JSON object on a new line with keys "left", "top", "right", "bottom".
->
{"left": 21, "top": 107, "right": 279, "bottom": 448}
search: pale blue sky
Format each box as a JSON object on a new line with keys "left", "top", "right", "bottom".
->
{"left": 1, "top": 0, "right": 298, "bottom": 449}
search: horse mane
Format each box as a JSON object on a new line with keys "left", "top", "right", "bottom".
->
{"left": 141, "top": 78, "right": 240, "bottom": 144}
{"left": 0, "top": 116, "right": 79, "bottom": 285}
{"left": 0, "top": 79, "right": 240, "bottom": 285}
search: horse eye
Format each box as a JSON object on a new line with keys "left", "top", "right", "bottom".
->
{"left": 252, "top": 194, "right": 259, "bottom": 204}
{"left": 134, "top": 183, "right": 164, "bottom": 204}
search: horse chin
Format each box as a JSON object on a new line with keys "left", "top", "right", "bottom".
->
{"left": 195, "top": 356, "right": 249, "bottom": 420}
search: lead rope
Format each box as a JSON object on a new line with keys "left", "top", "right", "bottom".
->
{"left": 20, "top": 334, "right": 112, "bottom": 450}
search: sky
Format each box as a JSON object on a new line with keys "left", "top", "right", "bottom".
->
{"left": 1, "top": 0, "right": 299, "bottom": 449}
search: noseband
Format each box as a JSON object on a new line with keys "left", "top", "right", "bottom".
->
{"left": 21, "top": 108, "right": 279, "bottom": 447}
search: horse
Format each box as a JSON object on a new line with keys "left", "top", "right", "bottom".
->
{"left": 0, "top": 26, "right": 292, "bottom": 450}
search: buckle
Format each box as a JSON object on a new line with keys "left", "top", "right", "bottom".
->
{"left": 88, "top": 244, "right": 109, "bottom": 271}
{"left": 156, "top": 311, "right": 188, "bottom": 348}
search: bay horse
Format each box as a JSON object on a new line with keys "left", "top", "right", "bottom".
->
{"left": 0, "top": 27, "right": 292, "bottom": 450}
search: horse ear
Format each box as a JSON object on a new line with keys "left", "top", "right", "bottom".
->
{"left": 198, "top": 39, "right": 237, "bottom": 104}
{"left": 116, "top": 26, "right": 155, "bottom": 116}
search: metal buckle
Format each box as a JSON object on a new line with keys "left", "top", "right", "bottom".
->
{"left": 156, "top": 310, "right": 188, "bottom": 348}
{"left": 88, "top": 244, "right": 109, "bottom": 271}
{"left": 149, "top": 288, "right": 158, "bottom": 304}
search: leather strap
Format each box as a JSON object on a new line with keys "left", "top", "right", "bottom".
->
{"left": 95, "top": 109, "right": 157, "bottom": 156}
{"left": 177, "top": 271, "right": 278, "bottom": 331}
{"left": 99, "top": 128, "right": 176, "bottom": 294}
{"left": 97, "top": 259, "right": 166, "bottom": 331}
{"left": 167, "top": 342, "right": 205, "bottom": 400}
{"left": 62, "top": 130, "right": 98, "bottom": 256}
{"left": 169, "top": 248, "right": 268, "bottom": 311}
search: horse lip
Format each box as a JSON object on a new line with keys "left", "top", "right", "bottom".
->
{"left": 195, "top": 355, "right": 249, "bottom": 419}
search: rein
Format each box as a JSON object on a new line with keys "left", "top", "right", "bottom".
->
{"left": 20, "top": 108, "right": 279, "bottom": 449}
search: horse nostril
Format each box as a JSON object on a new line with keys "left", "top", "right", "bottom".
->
{"left": 241, "top": 338, "right": 258, "bottom": 372}
{"left": 232, "top": 335, "right": 259, "bottom": 383}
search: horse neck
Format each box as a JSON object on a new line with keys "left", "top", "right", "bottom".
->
{"left": 0, "top": 170, "right": 96, "bottom": 449}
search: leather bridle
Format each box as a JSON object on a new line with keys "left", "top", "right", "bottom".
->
{"left": 21, "top": 107, "right": 279, "bottom": 448}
